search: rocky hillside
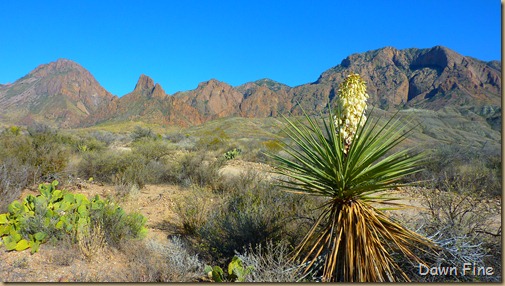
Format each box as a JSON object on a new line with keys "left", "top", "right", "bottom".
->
{"left": 316, "top": 46, "right": 501, "bottom": 110}
{"left": 0, "top": 46, "right": 501, "bottom": 128}
{"left": 0, "top": 59, "right": 115, "bottom": 128}
{"left": 83, "top": 75, "right": 203, "bottom": 127}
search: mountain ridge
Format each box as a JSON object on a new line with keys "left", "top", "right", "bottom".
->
{"left": 0, "top": 46, "right": 501, "bottom": 129}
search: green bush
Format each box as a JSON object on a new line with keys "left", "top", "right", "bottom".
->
{"left": 0, "top": 129, "right": 36, "bottom": 167}
{"left": 74, "top": 136, "right": 106, "bottom": 153}
{"left": 262, "top": 139, "right": 283, "bottom": 153}
{"left": 90, "top": 201, "right": 147, "bottom": 247}
{"left": 20, "top": 125, "right": 73, "bottom": 178}
{"left": 78, "top": 150, "right": 149, "bottom": 188}
{"left": 195, "top": 128, "right": 230, "bottom": 151}
{"left": 78, "top": 145, "right": 182, "bottom": 191}
{"left": 0, "top": 125, "right": 73, "bottom": 183}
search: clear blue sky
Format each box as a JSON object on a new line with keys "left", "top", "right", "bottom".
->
{"left": 0, "top": 1, "right": 501, "bottom": 96}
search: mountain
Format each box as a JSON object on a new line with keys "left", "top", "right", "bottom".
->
{"left": 85, "top": 75, "right": 204, "bottom": 127}
{"left": 236, "top": 79, "right": 293, "bottom": 117}
{"left": 175, "top": 79, "right": 244, "bottom": 119}
{"left": 316, "top": 46, "right": 501, "bottom": 109}
{"left": 0, "top": 46, "right": 501, "bottom": 129}
{"left": 0, "top": 59, "right": 115, "bottom": 128}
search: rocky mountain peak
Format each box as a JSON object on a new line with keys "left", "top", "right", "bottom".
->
{"left": 134, "top": 74, "right": 156, "bottom": 92}
{"left": 253, "top": 78, "right": 290, "bottom": 91}
{"left": 411, "top": 45, "right": 463, "bottom": 70}
{"left": 28, "top": 58, "right": 89, "bottom": 79}
{"left": 196, "top": 78, "right": 225, "bottom": 90}
{"left": 0, "top": 58, "right": 115, "bottom": 128}
{"left": 151, "top": 83, "right": 166, "bottom": 99}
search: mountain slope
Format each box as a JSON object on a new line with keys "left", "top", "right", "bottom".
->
{"left": 0, "top": 59, "right": 115, "bottom": 128}
{"left": 315, "top": 46, "right": 501, "bottom": 109}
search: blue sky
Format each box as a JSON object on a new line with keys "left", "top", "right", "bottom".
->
{"left": 0, "top": 1, "right": 501, "bottom": 96}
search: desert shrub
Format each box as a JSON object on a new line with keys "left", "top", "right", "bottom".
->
{"left": 131, "top": 126, "right": 155, "bottom": 141}
{"left": 78, "top": 141, "right": 181, "bottom": 190}
{"left": 414, "top": 143, "right": 501, "bottom": 196}
{"left": 131, "top": 137, "right": 175, "bottom": 161}
{"left": 235, "top": 240, "right": 306, "bottom": 282}
{"left": 196, "top": 171, "right": 316, "bottom": 261}
{"left": 396, "top": 182, "right": 501, "bottom": 282}
{"left": 77, "top": 222, "right": 107, "bottom": 259}
{"left": 0, "top": 128, "right": 35, "bottom": 164}
{"left": 89, "top": 130, "right": 118, "bottom": 146}
{"left": 0, "top": 125, "right": 73, "bottom": 183}
{"left": 239, "top": 147, "right": 272, "bottom": 164}
{"left": 143, "top": 159, "right": 175, "bottom": 184}
{"left": 177, "top": 151, "right": 225, "bottom": 188}
{"left": 90, "top": 201, "right": 147, "bottom": 248}
{"left": 0, "top": 158, "right": 36, "bottom": 213}
{"left": 262, "top": 139, "right": 283, "bottom": 153}
{"left": 120, "top": 237, "right": 204, "bottom": 282}
{"left": 113, "top": 181, "right": 139, "bottom": 201}
{"left": 74, "top": 136, "right": 106, "bottom": 153}
{"left": 164, "top": 132, "right": 187, "bottom": 143}
{"left": 195, "top": 128, "right": 230, "bottom": 151}
{"left": 78, "top": 150, "right": 148, "bottom": 188}
{"left": 26, "top": 124, "right": 73, "bottom": 179}
{"left": 173, "top": 185, "right": 215, "bottom": 235}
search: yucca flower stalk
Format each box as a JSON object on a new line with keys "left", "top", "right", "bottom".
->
{"left": 335, "top": 73, "right": 369, "bottom": 153}
{"left": 270, "top": 74, "right": 437, "bottom": 282}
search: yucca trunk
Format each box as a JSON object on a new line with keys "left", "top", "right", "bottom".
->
{"left": 296, "top": 198, "right": 433, "bottom": 282}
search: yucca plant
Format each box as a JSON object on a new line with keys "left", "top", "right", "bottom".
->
{"left": 270, "top": 74, "right": 437, "bottom": 282}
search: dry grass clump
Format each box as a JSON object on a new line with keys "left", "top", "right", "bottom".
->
{"left": 173, "top": 185, "right": 216, "bottom": 235}
{"left": 400, "top": 179, "right": 502, "bottom": 282}
{"left": 413, "top": 143, "right": 501, "bottom": 196}
{"left": 235, "top": 240, "right": 305, "bottom": 282}
{"left": 119, "top": 237, "right": 204, "bottom": 282}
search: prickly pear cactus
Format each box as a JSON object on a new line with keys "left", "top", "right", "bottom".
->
{"left": 205, "top": 256, "right": 253, "bottom": 282}
{"left": 0, "top": 180, "right": 146, "bottom": 254}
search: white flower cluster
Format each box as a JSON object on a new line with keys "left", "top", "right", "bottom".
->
{"left": 335, "top": 73, "right": 369, "bottom": 151}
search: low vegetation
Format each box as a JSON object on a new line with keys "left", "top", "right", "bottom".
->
{"left": 0, "top": 109, "right": 501, "bottom": 282}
